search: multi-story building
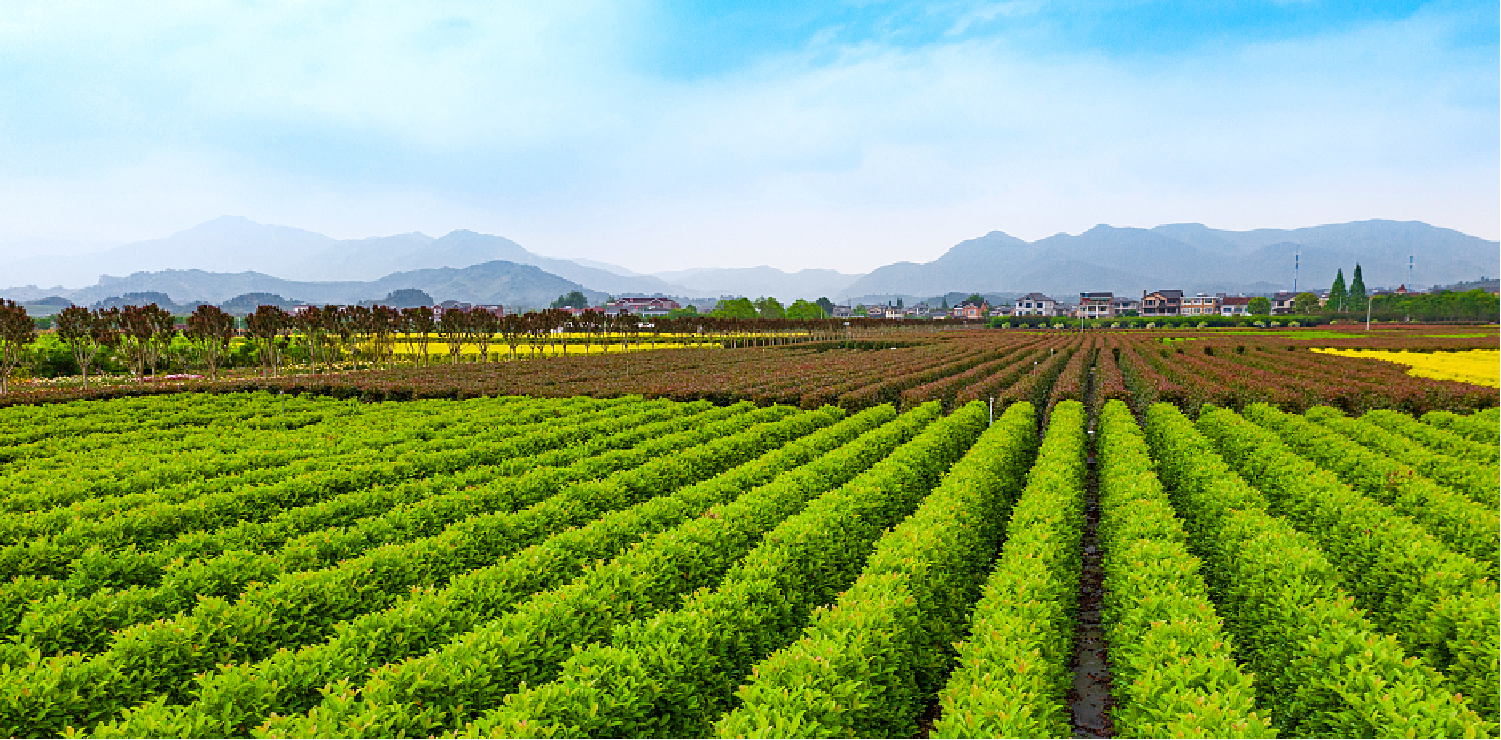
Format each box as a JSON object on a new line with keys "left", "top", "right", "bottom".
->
{"left": 1180, "top": 293, "right": 1218, "bottom": 316}
{"left": 1110, "top": 297, "right": 1140, "bottom": 315}
{"left": 1220, "top": 296, "right": 1251, "bottom": 316}
{"left": 1271, "top": 291, "right": 1297, "bottom": 315}
{"left": 1141, "top": 290, "right": 1183, "bottom": 316}
{"left": 1075, "top": 292, "right": 1114, "bottom": 319}
{"left": 1012, "top": 293, "right": 1054, "bottom": 316}
{"left": 607, "top": 297, "right": 681, "bottom": 317}
{"left": 952, "top": 299, "right": 989, "bottom": 319}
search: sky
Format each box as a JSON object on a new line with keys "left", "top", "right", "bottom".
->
{"left": 0, "top": 0, "right": 1496, "bottom": 274}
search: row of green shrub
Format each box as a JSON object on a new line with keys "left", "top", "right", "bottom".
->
{"left": 1095, "top": 400, "right": 1272, "bottom": 737}
{"left": 1195, "top": 406, "right": 1499, "bottom": 719}
{"left": 0, "top": 396, "right": 627, "bottom": 551}
{"left": 0, "top": 397, "right": 651, "bottom": 609}
{"left": 1362, "top": 408, "right": 1499, "bottom": 466}
{"left": 1421, "top": 407, "right": 1500, "bottom": 447}
{"left": 466, "top": 402, "right": 986, "bottom": 738}
{"left": 1243, "top": 404, "right": 1497, "bottom": 568}
{"left": 930, "top": 400, "right": 1087, "bottom": 737}
{"left": 711, "top": 401, "right": 1039, "bottom": 738}
{"left": 6, "top": 401, "right": 727, "bottom": 657}
{"left": 1305, "top": 407, "right": 1498, "bottom": 505}
{"left": 95, "top": 405, "right": 899, "bottom": 738}
{"left": 0, "top": 405, "right": 819, "bottom": 737}
{"left": 251, "top": 404, "right": 927, "bottom": 739}
{"left": 1145, "top": 403, "right": 1491, "bottom": 736}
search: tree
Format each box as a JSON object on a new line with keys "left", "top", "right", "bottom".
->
{"left": 712, "top": 298, "right": 758, "bottom": 319}
{"left": 785, "top": 299, "right": 825, "bottom": 320}
{"left": 1327, "top": 269, "right": 1348, "bottom": 312}
{"left": 551, "top": 291, "right": 589, "bottom": 309}
{"left": 815, "top": 297, "right": 835, "bottom": 316}
{"left": 439, "top": 307, "right": 468, "bottom": 362}
{"left": 382, "top": 289, "right": 434, "bottom": 308}
{"left": 402, "top": 306, "right": 437, "bottom": 365}
{"left": 187, "top": 304, "right": 236, "bottom": 380}
{"left": 245, "top": 305, "right": 288, "bottom": 377}
{"left": 966, "top": 294, "right": 985, "bottom": 306}
{"left": 754, "top": 296, "right": 785, "bottom": 319}
{"left": 55, "top": 306, "right": 118, "bottom": 389}
{"left": 666, "top": 305, "right": 699, "bottom": 319}
{"left": 0, "top": 300, "right": 36, "bottom": 394}
{"left": 1293, "top": 292, "right": 1321, "bottom": 316}
{"left": 292, "top": 306, "right": 327, "bottom": 375}
{"left": 940, "top": 296, "right": 949, "bottom": 310}
{"left": 1349, "top": 264, "right": 1368, "bottom": 311}
{"left": 1248, "top": 296, "right": 1272, "bottom": 315}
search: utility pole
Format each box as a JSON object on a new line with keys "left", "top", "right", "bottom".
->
{"left": 1365, "top": 295, "right": 1374, "bottom": 331}
{"left": 1293, "top": 251, "right": 1299, "bottom": 294}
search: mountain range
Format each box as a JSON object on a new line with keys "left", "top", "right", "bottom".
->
{"left": 1, "top": 216, "right": 1495, "bottom": 309}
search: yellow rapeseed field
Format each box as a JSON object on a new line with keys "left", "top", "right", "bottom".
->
{"left": 1312, "top": 348, "right": 1501, "bottom": 388}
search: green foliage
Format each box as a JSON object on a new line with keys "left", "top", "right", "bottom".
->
{"left": 1293, "top": 291, "right": 1321, "bottom": 315}
{"left": 665, "top": 305, "right": 698, "bottom": 319}
{"left": 753, "top": 296, "right": 785, "bottom": 319}
{"left": 933, "top": 401, "right": 1087, "bottom": 738}
{"left": 1246, "top": 296, "right": 1271, "bottom": 315}
{"left": 712, "top": 297, "right": 759, "bottom": 319}
{"left": 1143, "top": 403, "right": 1493, "bottom": 737}
{"left": 1422, "top": 408, "right": 1500, "bottom": 447}
{"left": 1096, "top": 400, "right": 1272, "bottom": 738}
{"left": 550, "top": 291, "right": 589, "bottom": 309}
{"left": 472, "top": 402, "right": 985, "bottom": 739}
{"left": 1349, "top": 263, "right": 1368, "bottom": 310}
{"left": 1328, "top": 268, "right": 1349, "bottom": 312}
{"left": 784, "top": 299, "right": 825, "bottom": 320}
{"left": 1196, "top": 406, "right": 1499, "bottom": 720}
{"left": 1243, "top": 403, "right": 1497, "bottom": 567}
{"left": 714, "top": 402, "right": 1039, "bottom": 738}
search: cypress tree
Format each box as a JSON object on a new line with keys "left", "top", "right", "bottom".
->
{"left": 1328, "top": 269, "right": 1348, "bottom": 312}
{"left": 1349, "top": 264, "right": 1368, "bottom": 311}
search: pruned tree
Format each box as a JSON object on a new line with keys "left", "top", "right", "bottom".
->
{"left": 55, "top": 306, "right": 118, "bottom": 389}
{"left": 0, "top": 299, "right": 36, "bottom": 394}
{"left": 245, "top": 305, "right": 288, "bottom": 377}
{"left": 500, "top": 314, "right": 525, "bottom": 360}
{"left": 369, "top": 306, "right": 401, "bottom": 368}
{"left": 117, "top": 305, "right": 155, "bottom": 379}
{"left": 187, "top": 304, "right": 236, "bottom": 380}
{"left": 439, "top": 307, "right": 468, "bottom": 363}
{"left": 401, "top": 306, "right": 437, "bottom": 365}
{"left": 470, "top": 309, "right": 499, "bottom": 362}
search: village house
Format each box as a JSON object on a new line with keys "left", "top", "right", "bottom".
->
{"left": 1075, "top": 292, "right": 1114, "bottom": 319}
{"left": 1110, "top": 296, "right": 1140, "bottom": 315}
{"left": 952, "top": 299, "right": 989, "bottom": 319}
{"left": 1219, "top": 296, "right": 1252, "bottom": 316}
{"left": 1141, "top": 290, "right": 1183, "bottom": 316}
{"left": 1270, "top": 291, "right": 1297, "bottom": 315}
{"left": 1180, "top": 293, "right": 1218, "bottom": 316}
{"left": 607, "top": 297, "right": 681, "bottom": 317}
{"left": 1011, "top": 293, "right": 1054, "bottom": 316}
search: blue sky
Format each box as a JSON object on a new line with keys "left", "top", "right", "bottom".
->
{"left": 0, "top": 0, "right": 1495, "bottom": 272}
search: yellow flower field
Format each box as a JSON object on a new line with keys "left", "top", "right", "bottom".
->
{"left": 1311, "top": 348, "right": 1501, "bottom": 388}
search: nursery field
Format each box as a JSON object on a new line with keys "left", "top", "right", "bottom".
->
{"left": 1, "top": 326, "right": 1498, "bottom": 738}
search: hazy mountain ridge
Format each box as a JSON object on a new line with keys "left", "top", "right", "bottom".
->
{"left": 3, "top": 217, "right": 1494, "bottom": 308}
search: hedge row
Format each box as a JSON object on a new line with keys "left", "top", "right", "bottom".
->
{"left": 1304, "top": 406, "right": 1498, "bottom": 507}
{"left": 1196, "top": 406, "right": 1499, "bottom": 718}
{"left": 1363, "top": 408, "right": 1498, "bottom": 466}
{"left": 929, "top": 400, "right": 1086, "bottom": 738}
{"left": 1043, "top": 340, "right": 1096, "bottom": 416}
{"left": 899, "top": 340, "right": 1046, "bottom": 410}
{"left": 0, "top": 395, "right": 572, "bottom": 543}
{"left": 7, "top": 401, "right": 727, "bottom": 655}
{"left": 1094, "top": 400, "right": 1272, "bottom": 737}
{"left": 0, "top": 399, "right": 667, "bottom": 640}
{"left": 712, "top": 401, "right": 1039, "bottom": 738}
{"left": 1422, "top": 408, "right": 1500, "bottom": 447}
{"left": 92, "top": 405, "right": 898, "bottom": 738}
{"left": 1145, "top": 403, "right": 1491, "bottom": 737}
{"left": 250, "top": 403, "right": 926, "bottom": 739}
{"left": 1242, "top": 403, "right": 1498, "bottom": 568}
{"left": 0, "top": 405, "right": 819, "bottom": 737}
{"left": 467, "top": 401, "right": 986, "bottom": 738}
{"left": 0, "top": 397, "right": 640, "bottom": 582}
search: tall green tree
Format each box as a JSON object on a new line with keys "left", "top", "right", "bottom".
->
{"left": 1327, "top": 269, "right": 1348, "bottom": 312}
{"left": 551, "top": 291, "right": 589, "bottom": 309}
{"left": 712, "top": 297, "right": 758, "bottom": 319}
{"left": 1292, "top": 292, "right": 1321, "bottom": 316}
{"left": 785, "top": 299, "right": 824, "bottom": 320}
{"left": 1247, "top": 296, "right": 1272, "bottom": 315}
{"left": 753, "top": 296, "right": 785, "bottom": 319}
{"left": 1349, "top": 264, "right": 1368, "bottom": 311}
{"left": 815, "top": 297, "right": 835, "bottom": 316}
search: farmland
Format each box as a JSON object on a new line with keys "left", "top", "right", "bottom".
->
{"left": 1, "top": 325, "right": 1497, "bottom": 738}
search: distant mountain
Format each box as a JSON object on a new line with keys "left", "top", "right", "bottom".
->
{"left": 49, "top": 261, "right": 604, "bottom": 310}
{"left": 651, "top": 266, "right": 862, "bottom": 301}
{"left": 0, "top": 216, "right": 685, "bottom": 297}
{"left": 842, "top": 220, "right": 1498, "bottom": 298}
